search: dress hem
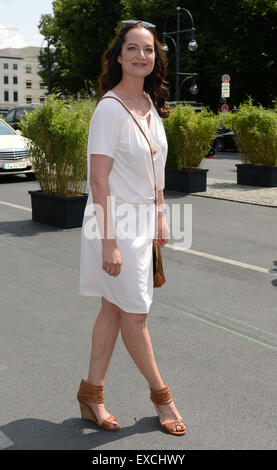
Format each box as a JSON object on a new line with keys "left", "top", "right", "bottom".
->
{"left": 79, "top": 289, "right": 151, "bottom": 314}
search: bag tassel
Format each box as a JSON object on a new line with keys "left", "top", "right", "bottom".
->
{"left": 153, "top": 238, "right": 166, "bottom": 287}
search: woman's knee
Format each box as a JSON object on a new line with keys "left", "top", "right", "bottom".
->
{"left": 120, "top": 310, "right": 148, "bottom": 327}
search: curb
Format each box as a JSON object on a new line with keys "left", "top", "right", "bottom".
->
{"left": 188, "top": 178, "right": 277, "bottom": 208}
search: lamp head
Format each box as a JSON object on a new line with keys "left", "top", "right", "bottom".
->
{"left": 189, "top": 82, "right": 199, "bottom": 95}
{"left": 188, "top": 39, "right": 198, "bottom": 51}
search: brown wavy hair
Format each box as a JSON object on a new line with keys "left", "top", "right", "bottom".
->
{"left": 97, "top": 23, "right": 170, "bottom": 118}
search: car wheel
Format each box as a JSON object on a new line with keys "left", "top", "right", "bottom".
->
{"left": 215, "top": 138, "right": 224, "bottom": 152}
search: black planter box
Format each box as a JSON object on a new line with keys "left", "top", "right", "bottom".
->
{"left": 236, "top": 164, "right": 277, "bottom": 187}
{"left": 28, "top": 190, "right": 88, "bottom": 228}
{"left": 165, "top": 167, "right": 209, "bottom": 193}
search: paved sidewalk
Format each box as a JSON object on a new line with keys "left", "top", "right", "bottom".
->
{"left": 1, "top": 177, "right": 277, "bottom": 450}
{"left": 191, "top": 178, "right": 277, "bottom": 208}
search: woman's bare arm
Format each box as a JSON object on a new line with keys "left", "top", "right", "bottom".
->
{"left": 90, "top": 154, "right": 121, "bottom": 276}
{"left": 157, "top": 189, "right": 169, "bottom": 247}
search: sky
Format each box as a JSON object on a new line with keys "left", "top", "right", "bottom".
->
{"left": 0, "top": 0, "right": 54, "bottom": 49}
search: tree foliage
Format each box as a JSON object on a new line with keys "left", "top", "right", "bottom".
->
{"left": 38, "top": 0, "right": 125, "bottom": 96}
{"left": 37, "top": 0, "right": 277, "bottom": 109}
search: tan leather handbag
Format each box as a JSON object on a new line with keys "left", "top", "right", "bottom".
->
{"left": 99, "top": 95, "right": 166, "bottom": 287}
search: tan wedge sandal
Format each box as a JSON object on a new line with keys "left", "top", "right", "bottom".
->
{"left": 77, "top": 379, "right": 120, "bottom": 431}
{"left": 150, "top": 382, "right": 186, "bottom": 436}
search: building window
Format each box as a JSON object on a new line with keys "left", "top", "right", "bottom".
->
{"left": 13, "top": 76, "right": 18, "bottom": 84}
{"left": 26, "top": 65, "right": 32, "bottom": 73}
{"left": 26, "top": 96, "right": 32, "bottom": 104}
{"left": 4, "top": 91, "right": 9, "bottom": 101}
{"left": 26, "top": 80, "right": 32, "bottom": 89}
{"left": 40, "top": 81, "right": 46, "bottom": 89}
{"left": 40, "top": 96, "right": 46, "bottom": 103}
{"left": 4, "top": 63, "right": 8, "bottom": 69}
{"left": 4, "top": 76, "right": 9, "bottom": 84}
{"left": 13, "top": 91, "right": 18, "bottom": 102}
{"left": 13, "top": 64, "right": 18, "bottom": 70}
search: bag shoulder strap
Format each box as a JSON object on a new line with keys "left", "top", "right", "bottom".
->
{"left": 99, "top": 95, "right": 157, "bottom": 206}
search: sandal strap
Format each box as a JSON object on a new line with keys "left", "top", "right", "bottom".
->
{"left": 77, "top": 379, "right": 104, "bottom": 404}
{"left": 101, "top": 414, "right": 118, "bottom": 430}
{"left": 150, "top": 382, "right": 173, "bottom": 405}
{"left": 104, "top": 413, "right": 117, "bottom": 423}
{"left": 164, "top": 419, "right": 185, "bottom": 430}
{"left": 163, "top": 419, "right": 186, "bottom": 433}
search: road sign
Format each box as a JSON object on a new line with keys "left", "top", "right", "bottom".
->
{"left": 222, "top": 74, "right": 230, "bottom": 82}
{"left": 221, "top": 82, "right": 230, "bottom": 98}
{"left": 221, "top": 104, "right": 229, "bottom": 112}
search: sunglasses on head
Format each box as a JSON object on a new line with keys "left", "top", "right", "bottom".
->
{"left": 120, "top": 20, "right": 156, "bottom": 32}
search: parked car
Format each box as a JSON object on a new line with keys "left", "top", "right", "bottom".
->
{"left": 0, "top": 108, "right": 11, "bottom": 118}
{"left": 213, "top": 125, "right": 238, "bottom": 152}
{"left": 0, "top": 118, "right": 35, "bottom": 178}
{"left": 4, "top": 104, "right": 41, "bottom": 130}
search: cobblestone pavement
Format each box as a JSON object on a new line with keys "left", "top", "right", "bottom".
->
{"left": 191, "top": 178, "right": 277, "bottom": 207}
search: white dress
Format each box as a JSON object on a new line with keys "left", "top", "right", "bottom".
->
{"left": 79, "top": 90, "right": 168, "bottom": 313}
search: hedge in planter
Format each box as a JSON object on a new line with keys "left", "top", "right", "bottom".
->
{"left": 163, "top": 104, "right": 219, "bottom": 192}
{"left": 19, "top": 94, "right": 95, "bottom": 227}
{"left": 225, "top": 100, "right": 277, "bottom": 187}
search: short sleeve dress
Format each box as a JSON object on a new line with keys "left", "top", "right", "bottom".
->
{"left": 79, "top": 90, "right": 168, "bottom": 314}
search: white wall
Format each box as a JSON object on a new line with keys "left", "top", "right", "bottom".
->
{"left": 0, "top": 47, "right": 48, "bottom": 109}
{"left": 0, "top": 55, "right": 24, "bottom": 108}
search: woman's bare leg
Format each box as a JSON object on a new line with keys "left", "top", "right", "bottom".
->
{"left": 85, "top": 296, "right": 121, "bottom": 429}
{"left": 120, "top": 311, "right": 185, "bottom": 432}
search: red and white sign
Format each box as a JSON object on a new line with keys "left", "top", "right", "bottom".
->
{"left": 221, "top": 104, "right": 229, "bottom": 112}
{"left": 222, "top": 74, "right": 230, "bottom": 82}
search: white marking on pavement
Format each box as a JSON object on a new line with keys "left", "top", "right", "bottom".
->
{"left": 0, "top": 199, "right": 273, "bottom": 274}
{"left": 166, "top": 244, "right": 271, "bottom": 274}
{"left": 0, "top": 200, "right": 31, "bottom": 212}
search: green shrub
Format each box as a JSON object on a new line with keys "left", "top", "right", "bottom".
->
{"left": 163, "top": 104, "right": 219, "bottom": 169}
{"left": 224, "top": 99, "right": 277, "bottom": 166}
{"left": 19, "top": 95, "right": 96, "bottom": 196}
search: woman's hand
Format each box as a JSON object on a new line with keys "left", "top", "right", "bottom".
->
{"left": 157, "top": 213, "right": 170, "bottom": 248}
{"left": 102, "top": 240, "right": 122, "bottom": 276}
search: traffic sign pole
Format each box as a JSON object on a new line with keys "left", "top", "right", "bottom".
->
{"left": 221, "top": 74, "right": 231, "bottom": 110}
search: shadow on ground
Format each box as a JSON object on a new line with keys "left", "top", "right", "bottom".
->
{"left": 1, "top": 415, "right": 166, "bottom": 450}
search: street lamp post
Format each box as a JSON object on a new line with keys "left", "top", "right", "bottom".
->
{"left": 162, "top": 7, "right": 198, "bottom": 101}
{"left": 38, "top": 38, "right": 59, "bottom": 95}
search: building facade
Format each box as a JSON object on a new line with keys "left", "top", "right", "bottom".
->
{"left": 0, "top": 54, "right": 24, "bottom": 109}
{"left": 0, "top": 46, "right": 48, "bottom": 109}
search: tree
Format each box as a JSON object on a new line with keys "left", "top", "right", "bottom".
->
{"left": 38, "top": 0, "right": 125, "bottom": 97}
{"left": 37, "top": 0, "right": 277, "bottom": 108}
{"left": 182, "top": 0, "right": 277, "bottom": 110}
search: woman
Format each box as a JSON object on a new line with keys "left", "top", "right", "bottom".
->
{"left": 78, "top": 20, "right": 186, "bottom": 436}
